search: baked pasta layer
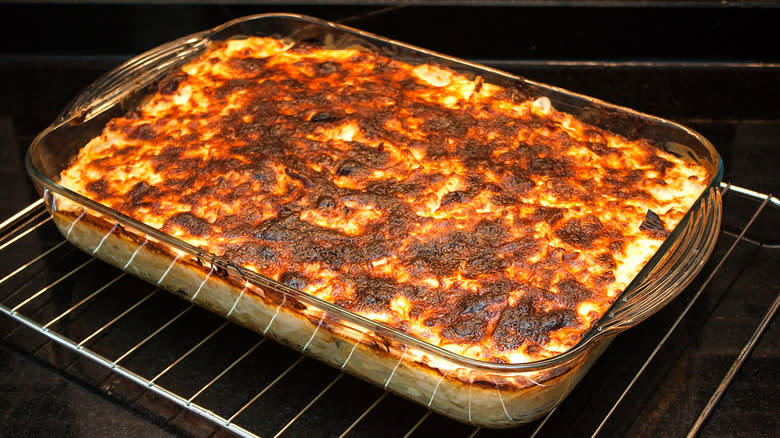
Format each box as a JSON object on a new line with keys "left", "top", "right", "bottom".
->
{"left": 59, "top": 36, "right": 709, "bottom": 363}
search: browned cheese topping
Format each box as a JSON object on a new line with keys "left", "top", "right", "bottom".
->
{"left": 60, "top": 37, "right": 709, "bottom": 363}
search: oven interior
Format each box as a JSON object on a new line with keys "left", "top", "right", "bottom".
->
{"left": 0, "top": 3, "right": 778, "bottom": 437}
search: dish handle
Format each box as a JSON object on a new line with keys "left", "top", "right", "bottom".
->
{"left": 55, "top": 30, "right": 212, "bottom": 126}
{"left": 592, "top": 187, "right": 722, "bottom": 336}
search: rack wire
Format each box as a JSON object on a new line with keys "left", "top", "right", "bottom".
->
{"left": 0, "top": 182, "right": 777, "bottom": 438}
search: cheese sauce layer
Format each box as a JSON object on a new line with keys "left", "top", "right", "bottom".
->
{"left": 60, "top": 37, "right": 709, "bottom": 363}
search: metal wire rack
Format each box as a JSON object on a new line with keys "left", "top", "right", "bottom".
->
{"left": 0, "top": 181, "right": 777, "bottom": 438}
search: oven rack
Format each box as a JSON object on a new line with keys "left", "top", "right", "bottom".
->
{"left": 0, "top": 182, "right": 777, "bottom": 438}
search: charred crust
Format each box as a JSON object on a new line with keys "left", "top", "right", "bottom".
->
{"left": 529, "top": 156, "right": 571, "bottom": 177}
{"left": 316, "top": 195, "right": 337, "bottom": 209}
{"left": 594, "top": 271, "right": 616, "bottom": 287}
{"left": 463, "top": 253, "right": 508, "bottom": 277}
{"left": 502, "top": 83, "right": 532, "bottom": 103}
{"left": 584, "top": 140, "right": 612, "bottom": 156}
{"left": 351, "top": 276, "right": 396, "bottom": 312}
{"left": 493, "top": 297, "right": 579, "bottom": 350}
{"left": 434, "top": 289, "right": 505, "bottom": 343}
{"left": 125, "top": 123, "right": 158, "bottom": 141}
{"left": 125, "top": 181, "right": 159, "bottom": 205}
{"left": 608, "top": 240, "right": 625, "bottom": 253}
{"left": 226, "top": 56, "right": 270, "bottom": 74}
{"left": 440, "top": 309, "right": 494, "bottom": 343}
{"left": 222, "top": 242, "right": 277, "bottom": 269}
{"left": 164, "top": 212, "right": 213, "bottom": 237}
{"left": 596, "top": 252, "right": 617, "bottom": 269}
{"left": 158, "top": 72, "right": 189, "bottom": 95}
{"left": 284, "top": 167, "right": 314, "bottom": 188}
{"left": 501, "top": 169, "right": 536, "bottom": 195}
{"left": 309, "top": 112, "right": 343, "bottom": 123}
{"left": 279, "top": 271, "right": 308, "bottom": 291}
{"left": 439, "top": 190, "right": 469, "bottom": 206}
{"left": 473, "top": 219, "right": 508, "bottom": 246}
{"left": 316, "top": 61, "right": 341, "bottom": 74}
{"left": 86, "top": 178, "right": 110, "bottom": 199}
{"left": 554, "top": 215, "right": 604, "bottom": 249}
{"left": 555, "top": 278, "right": 594, "bottom": 302}
{"left": 648, "top": 154, "right": 674, "bottom": 177}
{"left": 335, "top": 159, "right": 363, "bottom": 177}
{"left": 214, "top": 78, "right": 254, "bottom": 100}
{"left": 295, "top": 241, "right": 362, "bottom": 269}
{"left": 498, "top": 236, "right": 540, "bottom": 260}
{"left": 254, "top": 214, "right": 300, "bottom": 242}
{"left": 640, "top": 209, "right": 670, "bottom": 238}
{"left": 533, "top": 206, "right": 565, "bottom": 225}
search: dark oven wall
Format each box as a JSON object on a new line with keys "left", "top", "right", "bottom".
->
{"left": 0, "top": 3, "right": 778, "bottom": 438}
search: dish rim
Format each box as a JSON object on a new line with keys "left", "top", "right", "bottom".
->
{"left": 26, "top": 12, "right": 724, "bottom": 372}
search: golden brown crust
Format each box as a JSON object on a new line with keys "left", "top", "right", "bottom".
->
{"left": 59, "top": 37, "right": 708, "bottom": 363}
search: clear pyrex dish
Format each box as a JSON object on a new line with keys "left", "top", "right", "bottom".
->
{"left": 26, "top": 14, "right": 723, "bottom": 428}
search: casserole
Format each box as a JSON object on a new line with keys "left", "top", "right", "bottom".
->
{"left": 26, "top": 14, "right": 723, "bottom": 428}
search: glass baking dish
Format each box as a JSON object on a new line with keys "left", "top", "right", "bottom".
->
{"left": 26, "top": 14, "right": 723, "bottom": 428}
